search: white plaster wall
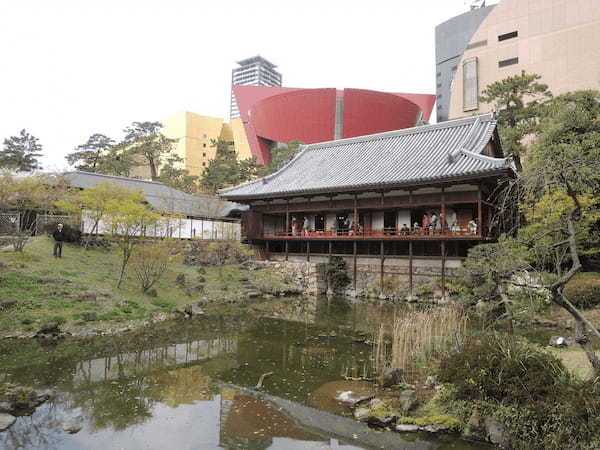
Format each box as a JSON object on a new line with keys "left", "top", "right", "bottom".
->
{"left": 397, "top": 210, "right": 411, "bottom": 229}
{"left": 372, "top": 211, "right": 384, "bottom": 230}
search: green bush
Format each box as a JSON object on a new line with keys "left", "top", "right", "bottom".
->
{"left": 437, "top": 334, "right": 600, "bottom": 449}
{"left": 563, "top": 272, "right": 600, "bottom": 308}
{"left": 438, "top": 333, "right": 568, "bottom": 405}
{"left": 323, "top": 256, "right": 350, "bottom": 292}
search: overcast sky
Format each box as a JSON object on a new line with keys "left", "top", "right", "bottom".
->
{"left": 0, "top": 0, "right": 498, "bottom": 171}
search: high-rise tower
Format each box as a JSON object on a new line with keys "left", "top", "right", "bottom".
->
{"left": 229, "top": 56, "right": 282, "bottom": 120}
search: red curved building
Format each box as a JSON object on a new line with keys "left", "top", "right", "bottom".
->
{"left": 232, "top": 86, "right": 436, "bottom": 165}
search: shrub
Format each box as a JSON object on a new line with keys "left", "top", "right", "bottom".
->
{"left": 130, "top": 242, "right": 176, "bottom": 292}
{"left": 438, "top": 333, "right": 568, "bottom": 405}
{"left": 563, "top": 272, "right": 600, "bottom": 308}
{"left": 323, "top": 256, "right": 350, "bottom": 292}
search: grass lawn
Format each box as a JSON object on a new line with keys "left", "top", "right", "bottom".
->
{"left": 0, "top": 236, "right": 290, "bottom": 336}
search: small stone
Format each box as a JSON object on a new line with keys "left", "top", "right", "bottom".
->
{"left": 38, "top": 322, "right": 59, "bottom": 334}
{"left": 197, "top": 276, "right": 206, "bottom": 283}
{"left": 0, "top": 402, "right": 12, "bottom": 414}
{"left": 382, "top": 368, "right": 403, "bottom": 388}
{"left": 81, "top": 312, "right": 98, "bottom": 322}
{"left": 146, "top": 288, "right": 157, "bottom": 297}
{"left": 62, "top": 417, "right": 83, "bottom": 434}
{"left": 399, "top": 389, "right": 417, "bottom": 414}
{"left": 246, "top": 291, "right": 261, "bottom": 298}
{"left": 184, "top": 303, "right": 205, "bottom": 316}
{"left": 0, "top": 413, "right": 16, "bottom": 431}
{"left": 0, "top": 299, "right": 16, "bottom": 310}
{"left": 197, "top": 267, "right": 206, "bottom": 275}
{"left": 463, "top": 409, "right": 486, "bottom": 441}
{"left": 395, "top": 424, "right": 420, "bottom": 433}
{"left": 175, "top": 273, "right": 186, "bottom": 285}
{"left": 78, "top": 293, "right": 97, "bottom": 303}
{"left": 424, "top": 375, "right": 438, "bottom": 389}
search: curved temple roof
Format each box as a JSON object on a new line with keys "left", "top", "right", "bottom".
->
{"left": 219, "top": 114, "right": 512, "bottom": 200}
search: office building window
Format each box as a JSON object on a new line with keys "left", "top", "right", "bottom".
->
{"left": 466, "top": 39, "right": 487, "bottom": 50}
{"left": 499, "top": 57, "right": 519, "bottom": 68}
{"left": 436, "top": 72, "right": 441, "bottom": 78}
{"left": 498, "top": 31, "right": 518, "bottom": 42}
{"left": 463, "top": 58, "right": 478, "bottom": 111}
{"left": 203, "top": 143, "right": 206, "bottom": 148}
{"left": 203, "top": 152, "right": 206, "bottom": 157}
{"left": 202, "top": 162, "right": 206, "bottom": 167}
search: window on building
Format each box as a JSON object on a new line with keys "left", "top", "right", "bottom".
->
{"left": 203, "top": 133, "right": 207, "bottom": 138}
{"left": 436, "top": 72, "right": 441, "bottom": 78}
{"left": 499, "top": 57, "right": 519, "bottom": 68}
{"left": 202, "top": 162, "right": 206, "bottom": 167}
{"left": 203, "top": 152, "right": 206, "bottom": 157}
{"left": 498, "top": 31, "right": 518, "bottom": 42}
{"left": 203, "top": 143, "right": 206, "bottom": 148}
{"left": 436, "top": 82, "right": 442, "bottom": 88}
{"left": 462, "top": 58, "right": 478, "bottom": 111}
{"left": 466, "top": 39, "right": 487, "bottom": 50}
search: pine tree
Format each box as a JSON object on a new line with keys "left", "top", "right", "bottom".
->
{"left": 66, "top": 133, "right": 115, "bottom": 171}
{"left": 0, "top": 129, "right": 43, "bottom": 172}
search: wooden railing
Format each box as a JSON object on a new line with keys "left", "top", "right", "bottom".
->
{"left": 262, "top": 225, "right": 482, "bottom": 239}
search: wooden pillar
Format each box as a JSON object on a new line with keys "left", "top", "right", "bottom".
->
{"left": 353, "top": 194, "right": 359, "bottom": 234}
{"left": 441, "top": 186, "right": 446, "bottom": 233}
{"left": 441, "top": 241, "right": 446, "bottom": 300}
{"left": 285, "top": 200, "right": 290, "bottom": 236}
{"left": 307, "top": 240, "right": 310, "bottom": 262}
{"left": 285, "top": 241, "right": 289, "bottom": 261}
{"left": 477, "top": 184, "right": 483, "bottom": 237}
{"left": 266, "top": 241, "right": 270, "bottom": 261}
{"left": 380, "top": 241, "right": 385, "bottom": 293}
{"left": 353, "top": 241, "right": 357, "bottom": 291}
{"left": 409, "top": 240, "right": 413, "bottom": 297}
{"left": 328, "top": 240, "right": 332, "bottom": 258}
{"left": 380, "top": 191, "right": 385, "bottom": 207}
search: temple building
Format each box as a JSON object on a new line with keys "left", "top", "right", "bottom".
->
{"left": 219, "top": 114, "right": 515, "bottom": 297}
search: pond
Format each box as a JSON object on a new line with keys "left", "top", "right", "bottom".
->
{"left": 0, "top": 297, "right": 489, "bottom": 449}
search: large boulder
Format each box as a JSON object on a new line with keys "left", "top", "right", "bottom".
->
{"left": 485, "top": 418, "right": 511, "bottom": 449}
{"left": 462, "top": 409, "right": 486, "bottom": 442}
{"left": 399, "top": 389, "right": 417, "bottom": 414}
{"left": 78, "top": 293, "right": 97, "bottom": 303}
{"left": 352, "top": 398, "right": 396, "bottom": 427}
{"left": 0, "top": 413, "right": 16, "bottom": 431}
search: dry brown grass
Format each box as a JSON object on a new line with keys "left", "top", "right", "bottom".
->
{"left": 374, "top": 305, "right": 468, "bottom": 376}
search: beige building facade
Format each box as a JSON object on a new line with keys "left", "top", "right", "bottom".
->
{"left": 448, "top": 0, "right": 600, "bottom": 120}
{"left": 161, "top": 112, "right": 252, "bottom": 178}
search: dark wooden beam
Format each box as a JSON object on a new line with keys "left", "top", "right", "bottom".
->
{"left": 285, "top": 240, "right": 289, "bottom": 261}
{"left": 478, "top": 184, "right": 483, "bottom": 237}
{"left": 353, "top": 241, "right": 357, "bottom": 291}
{"left": 266, "top": 241, "right": 270, "bottom": 261}
{"left": 441, "top": 186, "right": 446, "bottom": 232}
{"left": 409, "top": 241, "right": 413, "bottom": 298}
{"left": 353, "top": 194, "right": 359, "bottom": 234}
{"left": 441, "top": 241, "right": 446, "bottom": 300}
{"left": 380, "top": 240, "right": 385, "bottom": 294}
{"left": 285, "top": 199, "right": 290, "bottom": 236}
{"left": 307, "top": 240, "right": 310, "bottom": 262}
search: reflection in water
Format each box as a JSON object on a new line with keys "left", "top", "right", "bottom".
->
{"left": 0, "top": 296, "right": 487, "bottom": 450}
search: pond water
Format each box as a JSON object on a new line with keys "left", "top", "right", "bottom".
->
{"left": 0, "top": 297, "right": 489, "bottom": 450}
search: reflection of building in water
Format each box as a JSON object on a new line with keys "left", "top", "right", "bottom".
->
{"left": 74, "top": 337, "right": 237, "bottom": 384}
{"left": 218, "top": 387, "right": 322, "bottom": 449}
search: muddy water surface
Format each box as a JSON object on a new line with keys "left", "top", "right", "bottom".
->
{"left": 0, "top": 297, "right": 489, "bottom": 450}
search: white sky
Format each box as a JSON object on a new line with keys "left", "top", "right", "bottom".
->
{"left": 0, "top": 0, "right": 498, "bottom": 171}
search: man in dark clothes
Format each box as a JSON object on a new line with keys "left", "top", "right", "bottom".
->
{"left": 52, "top": 223, "right": 65, "bottom": 258}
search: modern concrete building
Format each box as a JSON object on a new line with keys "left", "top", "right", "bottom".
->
{"left": 230, "top": 56, "right": 282, "bottom": 120}
{"left": 437, "top": 0, "right": 600, "bottom": 121}
{"left": 435, "top": 2, "right": 496, "bottom": 122}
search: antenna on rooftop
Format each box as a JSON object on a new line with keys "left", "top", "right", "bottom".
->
{"left": 465, "top": 0, "right": 486, "bottom": 10}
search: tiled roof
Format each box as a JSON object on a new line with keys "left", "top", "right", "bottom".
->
{"left": 63, "top": 171, "right": 247, "bottom": 219}
{"left": 219, "top": 113, "right": 511, "bottom": 200}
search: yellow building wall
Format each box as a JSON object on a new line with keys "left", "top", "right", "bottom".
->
{"left": 229, "top": 118, "right": 253, "bottom": 161}
{"left": 160, "top": 112, "right": 257, "bottom": 180}
{"left": 162, "top": 112, "right": 225, "bottom": 178}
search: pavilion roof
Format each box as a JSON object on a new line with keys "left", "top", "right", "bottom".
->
{"left": 219, "top": 113, "right": 512, "bottom": 201}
